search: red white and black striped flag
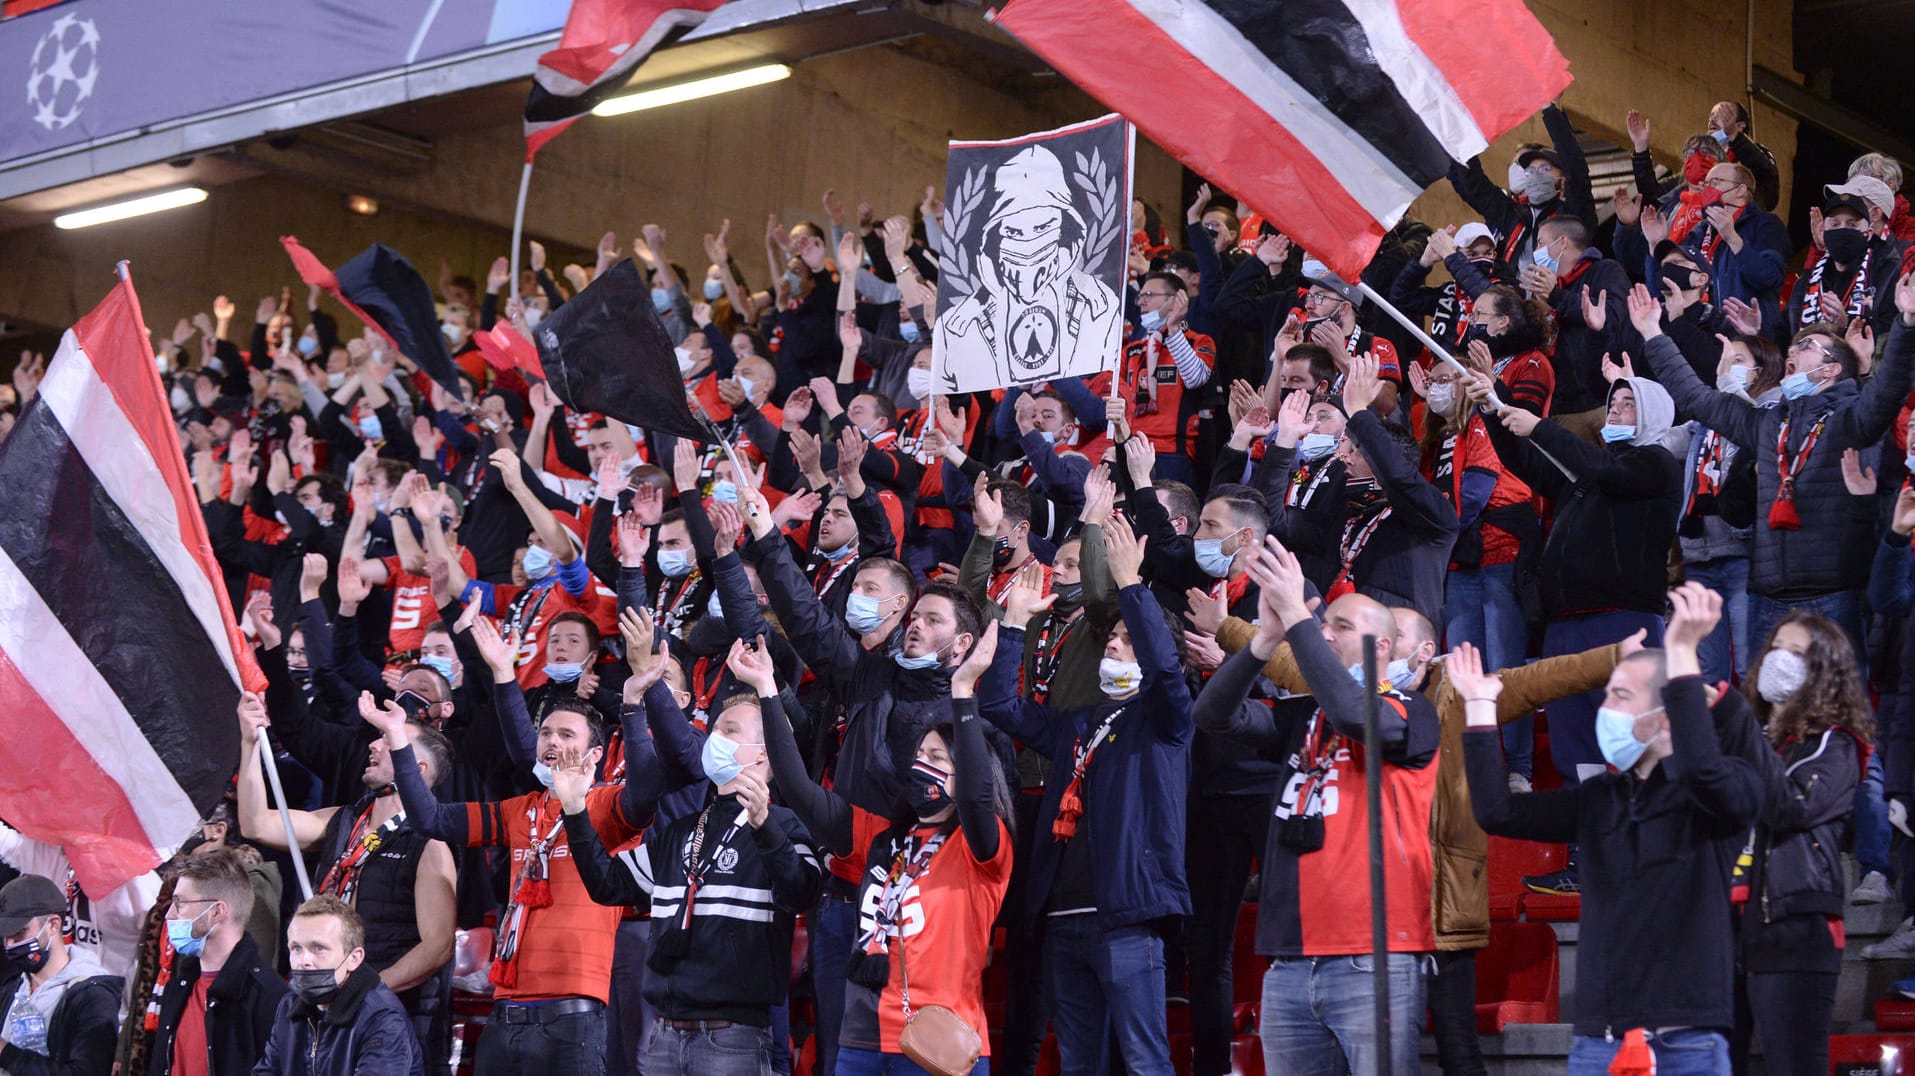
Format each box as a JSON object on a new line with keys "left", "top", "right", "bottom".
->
{"left": 0, "top": 273, "right": 260, "bottom": 895}
{"left": 991, "top": 0, "right": 1572, "bottom": 281}
{"left": 522, "top": 0, "right": 728, "bottom": 160}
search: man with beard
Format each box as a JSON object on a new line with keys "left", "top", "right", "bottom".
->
{"left": 936, "top": 145, "right": 1122, "bottom": 387}
{"left": 235, "top": 692, "right": 458, "bottom": 1072}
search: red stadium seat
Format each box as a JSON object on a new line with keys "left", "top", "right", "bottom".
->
{"left": 1473, "top": 922, "right": 1560, "bottom": 1033}
{"left": 1485, "top": 836, "right": 1571, "bottom": 922}
{"left": 1830, "top": 1034, "right": 1915, "bottom": 1072}
{"left": 1877, "top": 997, "right": 1915, "bottom": 1032}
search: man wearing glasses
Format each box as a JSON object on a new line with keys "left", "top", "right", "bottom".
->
{"left": 142, "top": 849, "right": 289, "bottom": 1076}
{"left": 1644, "top": 161, "right": 1790, "bottom": 330}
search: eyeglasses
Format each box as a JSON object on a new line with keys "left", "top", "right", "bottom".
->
{"left": 1138, "top": 289, "right": 1176, "bottom": 300}
{"left": 167, "top": 897, "right": 219, "bottom": 916}
{"left": 1705, "top": 178, "right": 1745, "bottom": 191}
{"left": 1302, "top": 292, "right": 1344, "bottom": 308}
{"left": 1788, "top": 339, "right": 1831, "bottom": 360}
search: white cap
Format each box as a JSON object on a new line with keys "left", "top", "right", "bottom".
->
{"left": 1454, "top": 222, "right": 1495, "bottom": 251}
{"left": 1827, "top": 175, "right": 1896, "bottom": 220}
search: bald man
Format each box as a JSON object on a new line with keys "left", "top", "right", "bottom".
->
{"left": 1191, "top": 539, "right": 1439, "bottom": 1075}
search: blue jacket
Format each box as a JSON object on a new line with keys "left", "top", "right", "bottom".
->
{"left": 979, "top": 584, "right": 1193, "bottom": 933}
{"left": 1671, "top": 205, "right": 1791, "bottom": 331}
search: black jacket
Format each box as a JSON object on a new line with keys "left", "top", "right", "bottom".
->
{"left": 1541, "top": 255, "right": 1636, "bottom": 415}
{"left": 0, "top": 966, "right": 123, "bottom": 1076}
{"left": 1465, "top": 677, "right": 1762, "bottom": 1036}
{"left": 1337, "top": 409, "right": 1459, "bottom": 623}
{"left": 1251, "top": 444, "right": 1347, "bottom": 594}
{"left": 1446, "top": 104, "right": 1598, "bottom": 270}
{"left": 147, "top": 933, "right": 290, "bottom": 1076}
{"left": 1642, "top": 326, "right": 1915, "bottom": 600}
{"left": 1483, "top": 389, "right": 1683, "bottom": 618}
{"left": 252, "top": 964, "right": 422, "bottom": 1076}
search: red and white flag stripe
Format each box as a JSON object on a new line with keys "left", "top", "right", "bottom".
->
{"left": 0, "top": 275, "right": 259, "bottom": 895}
{"left": 991, "top": 0, "right": 1571, "bottom": 281}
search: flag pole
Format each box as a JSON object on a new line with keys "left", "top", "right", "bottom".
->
{"left": 1356, "top": 281, "right": 1473, "bottom": 378}
{"left": 508, "top": 161, "right": 534, "bottom": 305}
{"left": 257, "top": 735, "right": 315, "bottom": 900}
{"left": 1361, "top": 632, "right": 1391, "bottom": 1074}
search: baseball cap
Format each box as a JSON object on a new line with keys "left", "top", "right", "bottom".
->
{"left": 1516, "top": 147, "right": 1565, "bottom": 172}
{"left": 1826, "top": 175, "right": 1894, "bottom": 220}
{"left": 0, "top": 875, "right": 65, "bottom": 937}
{"left": 1300, "top": 259, "right": 1364, "bottom": 307}
{"left": 1454, "top": 222, "right": 1495, "bottom": 251}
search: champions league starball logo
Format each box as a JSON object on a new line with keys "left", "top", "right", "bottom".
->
{"left": 26, "top": 13, "right": 101, "bottom": 131}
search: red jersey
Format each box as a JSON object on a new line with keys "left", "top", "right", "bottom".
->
{"left": 1258, "top": 693, "right": 1439, "bottom": 957}
{"left": 839, "top": 809, "right": 1012, "bottom": 1054}
{"left": 380, "top": 546, "right": 477, "bottom": 654}
{"left": 493, "top": 577, "right": 618, "bottom": 689}
{"left": 1091, "top": 328, "right": 1216, "bottom": 458}
{"left": 1427, "top": 416, "right": 1533, "bottom": 569}
{"left": 987, "top": 558, "right": 1052, "bottom": 606}
{"left": 464, "top": 785, "right": 643, "bottom": 1001}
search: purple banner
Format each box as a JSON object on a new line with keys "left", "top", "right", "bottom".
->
{"left": 2, "top": 0, "right": 567, "bottom": 164}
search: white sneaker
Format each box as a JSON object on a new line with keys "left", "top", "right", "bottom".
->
{"left": 1507, "top": 773, "right": 1533, "bottom": 794}
{"left": 1865, "top": 918, "right": 1915, "bottom": 960}
{"left": 1855, "top": 870, "right": 1896, "bottom": 907}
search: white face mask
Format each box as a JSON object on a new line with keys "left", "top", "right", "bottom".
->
{"left": 675, "top": 346, "right": 699, "bottom": 376}
{"left": 907, "top": 367, "right": 934, "bottom": 401}
{"left": 1715, "top": 364, "right": 1749, "bottom": 395}
{"left": 1757, "top": 648, "right": 1808, "bottom": 703}
{"left": 524, "top": 307, "right": 546, "bottom": 331}
{"left": 1098, "top": 657, "right": 1143, "bottom": 697}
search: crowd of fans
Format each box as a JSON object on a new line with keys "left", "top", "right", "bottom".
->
{"left": 6, "top": 95, "right": 1915, "bottom": 1076}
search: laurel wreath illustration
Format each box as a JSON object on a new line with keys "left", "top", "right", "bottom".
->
{"left": 937, "top": 143, "right": 1120, "bottom": 302}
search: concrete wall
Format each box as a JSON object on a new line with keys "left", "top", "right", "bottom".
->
{"left": 0, "top": 0, "right": 1791, "bottom": 343}
{"left": 1405, "top": 0, "right": 1798, "bottom": 232}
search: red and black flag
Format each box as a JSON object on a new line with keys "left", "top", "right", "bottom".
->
{"left": 991, "top": 0, "right": 1571, "bottom": 282}
{"left": 523, "top": 0, "right": 728, "bottom": 160}
{"left": 532, "top": 258, "right": 713, "bottom": 444}
{"left": 0, "top": 273, "right": 263, "bottom": 895}
{"left": 280, "top": 236, "right": 465, "bottom": 400}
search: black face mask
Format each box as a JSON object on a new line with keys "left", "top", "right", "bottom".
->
{"left": 991, "top": 534, "right": 1016, "bottom": 570}
{"left": 1824, "top": 227, "right": 1869, "bottom": 268}
{"left": 904, "top": 761, "right": 952, "bottom": 819}
{"left": 4, "top": 926, "right": 51, "bottom": 975}
{"left": 1659, "top": 263, "right": 1703, "bottom": 294}
{"left": 290, "top": 967, "right": 344, "bottom": 1004}
{"left": 1465, "top": 323, "right": 1521, "bottom": 359}
{"left": 1051, "top": 581, "right": 1085, "bottom": 609}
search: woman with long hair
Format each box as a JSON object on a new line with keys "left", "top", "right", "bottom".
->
{"left": 744, "top": 625, "right": 1014, "bottom": 1076}
{"left": 1732, "top": 610, "right": 1870, "bottom": 1075}
{"left": 1463, "top": 284, "right": 1556, "bottom": 416}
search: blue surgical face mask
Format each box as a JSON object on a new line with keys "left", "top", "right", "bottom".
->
{"left": 1530, "top": 244, "right": 1559, "bottom": 275}
{"left": 1596, "top": 705, "right": 1660, "bottom": 771}
{"left": 783, "top": 271, "right": 805, "bottom": 295}
{"left": 894, "top": 640, "right": 949, "bottom": 671}
{"left": 818, "top": 540, "right": 857, "bottom": 563}
{"left": 296, "top": 335, "right": 319, "bottom": 358}
{"left": 1715, "top": 365, "right": 1749, "bottom": 395}
{"left": 711, "top": 480, "right": 739, "bottom": 504}
{"left": 657, "top": 548, "right": 694, "bottom": 578}
{"left": 521, "top": 545, "right": 556, "bottom": 579}
{"left": 701, "top": 731, "right": 748, "bottom": 788}
{"left": 1599, "top": 423, "right": 1637, "bottom": 444}
{"left": 1037, "top": 429, "right": 1056, "bottom": 446}
{"left": 1386, "top": 657, "right": 1417, "bottom": 691}
{"left": 651, "top": 287, "right": 673, "bottom": 313}
{"left": 358, "top": 413, "right": 382, "bottom": 441}
{"left": 845, "top": 593, "right": 889, "bottom": 634}
{"left": 1139, "top": 308, "right": 1163, "bottom": 333}
{"left": 1710, "top": 128, "right": 1730, "bottom": 145}
{"left": 1780, "top": 365, "right": 1825, "bottom": 400}
{"left": 166, "top": 906, "right": 213, "bottom": 958}
{"left": 1347, "top": 662, "right": 1371, "bottom": 686}
{"left": 419, "top": 654, "right": 456, "bottom": 682}
{"left": 898, "top": 320, "right": 921, "bottom": 343}
{"left": 1297, "top": 432, "right": 1338, "bottom": 461}
{"left": 543, "top": 661, "right": 584, "bottom": 683}
{"left": 703, "top": 279, "right": 725, "bottom": 301}
{"left": 1193, "top": 535, "right": 1235, "bottom": 579}
{"left": 531, "top": 761, "right": 555, "bottom": 788}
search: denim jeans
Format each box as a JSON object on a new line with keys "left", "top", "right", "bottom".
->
{"left": 1259, "top": 953, "right": 1426, "bottom": 1076}
{"left": 643, "top": 1022, "right": 772, "bottom": 1076}
{"left": 811, "top": 891, "right": 858, "bottom": 1076}
{"left": 1567, "top": 1029, "right": 1730, "bottom": 1075}
{"left": 1446, "top": 562, "right": 1531, "bottom": 777}
{"left": 1045, "top": 915, "right": 1173, "bottom": 1076}
{"left": 476, "top": 1001, "right": 606, "bottom": 1076}
{"left": 1747, "top": 589, "right": 1865, "bottom": 669}
{"left": 605, "top": 919, "right": 652, "bottom": 1076}
{"left": 835, "top": 1047, "right": 990, "bottom": 1076}
{"left": 1683, "top": 558, "right": 1750, "bottom": 683}
{"left": 1860, "top": 750, "right": 1895, "bottom": 878}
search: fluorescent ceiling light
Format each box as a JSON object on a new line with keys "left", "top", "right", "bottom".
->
{"left": 593, "top": 63, "right": 791, "bottom": 117}
{"left": 54, "top": 187, "right": 208, "bottom": 230}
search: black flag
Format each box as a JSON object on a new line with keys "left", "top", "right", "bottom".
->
{"left": 331, "top": 244, "right": 464, "bottom": 399}
{"left": 534, "top": 259, "right": 712, "bottom": 444}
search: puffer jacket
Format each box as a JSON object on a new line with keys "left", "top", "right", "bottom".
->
{"left": 1214, "top": 617, "right": 1621, "bottom": 950}
{"left": 1483, "top": 376, "right": 1685, "bottom": 618}
{"left": 1642, "top": 326, "right": 1915, "bottom": 600}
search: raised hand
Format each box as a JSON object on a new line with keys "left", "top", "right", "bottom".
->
{"left": 487, "top": 257, "right": 510, "bottom": 293}
{"left": 549, "top": 747, "right": 595, "bottom": 813}
{"left": 1080, "top": 466, "right": 1116, "bottom": 526}
{"left": 616, "top": 512, "right": 652, "bottom": 568}
{"left": 1255, "top": 232, "right": 1292, "bottom": 267}
{"left": 1182, "top": 630, "right": 1227, "bottom": 671}
{"left": 1341, "top": 349, "right": 1382, "bottom": 414}
{"left": 1841, "top": 447, "right": 1878, "bottom": 496}
{"left": 781, "top": 386, "right": 815, "bottom": 431}
{"left": 237, "top": 690, "right": 270, "bottom": 745}
{"left": 1445, "top": 641, "right": 1504, "bottom": 706}
{"left": 789, "top": 426, "right": 823, "bottom": 478}
{"left": 1002, "top": 566, "right": 1057, "bottom": 629}
{"left": 972, "top": 482, "right": 1003, "bottom": 536}
{"left": 951, "top": 620, "right": 999, "bottom": 698}
{"left": 726, "top": 636, "right": 778, "bottom": 695}
{"left": 300, "top": 551, "right": 330, "bottom": 603}
{"left": 836, "top": 426, "right": 868, "bottom": 490}
{"left": 772, "top": 487, "right": 822, "bottom": 529}
{"left": 1612, "top": 186, "right": 1643, "bottom": 227}
{"left": 672, "top": 438, "right": 702, "bottom": 493}
{"left": 1580, "top": 288, "right": 1609, "bottom": 331}
{"left": 244, "top": 589, "right": 282, "bottom": 649}
{"left": 1600, "top": 351, "right": 1635, "bottom": 384}
{"left": 1624, "top": 108, "right": 1651, "bottom": 152}
{"left": 710, "top": 500, "right": 745, "bottom": 551}
{"left": 1103, "top": 513, "right": 1148, "bottom": 588}
{"left": 619, "top": 606, "right": 667, "bottom": 691}
{"left": 1184, "top": 585, "right": 1228, "bottom": 635}
{"left": 1722, "top": 296, "right": 1762, "bottom": 336}
{"left": 1627, "top": 282, "right": 1664, "bottom": 339}
{"left": 358, "top": 690, "right": 409, "bottom": 741}
{"left": 1664, "top": 581, "right": 1724, "bottom": 655}
{"left": 469, "top": 615, "right": 521, "bottom": 677}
